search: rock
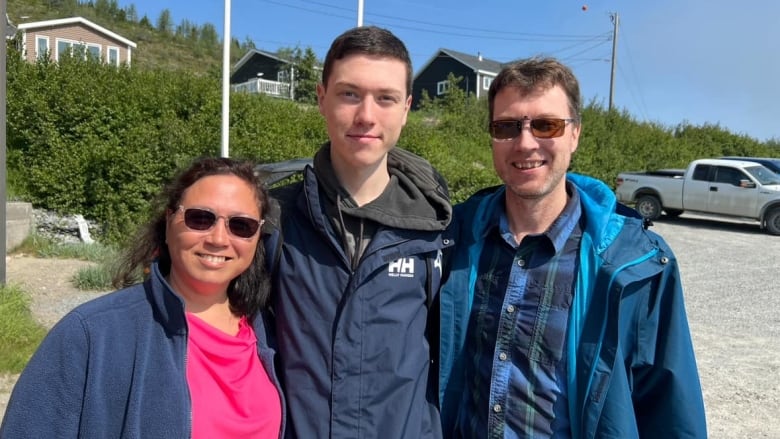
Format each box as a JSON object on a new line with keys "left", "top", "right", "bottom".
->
{"left": 32, "top": 209, "right": 101, "bottom": 244}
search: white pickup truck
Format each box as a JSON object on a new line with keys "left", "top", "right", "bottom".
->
{"left": 615, "top": 158, "right": 780, "bottom": 235}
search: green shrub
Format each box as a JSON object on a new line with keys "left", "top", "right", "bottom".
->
{"left": 6, "top": 54, "right": 778, "bottom": 245}
{"left": 73, "top": 264, "right": 115, "bottom": 291}
{"left": 11, "top": 233, "right": 118, "bottom": 263}
{"left": 0, "top": 285, "right": 47, "bottom": 373}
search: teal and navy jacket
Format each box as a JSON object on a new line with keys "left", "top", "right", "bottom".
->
{"left": 438, "top": 173, "right": 707, "bottom": 438}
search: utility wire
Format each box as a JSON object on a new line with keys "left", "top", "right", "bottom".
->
{"left": 615, "top": 23, "right": 651, "bottom": 121}
{"left": 259, "top": 0, "right": 607, "bottom": 42}
{"left": 251, "top": 0, "right": 615, "bottom": 72}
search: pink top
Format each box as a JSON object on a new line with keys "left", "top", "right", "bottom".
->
{"left": 186, "top": 313, "right": 282, "bottom": 438}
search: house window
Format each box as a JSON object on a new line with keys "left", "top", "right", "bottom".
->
{"left": 56, "top": 40, "right": 73, "bottom": 59}
{"left": 437, "top": 80, "right": 450, "bottom": 95}
{"left": 278, "top": 69, "right": 290, "bottom": 83}
{"left": 55, "top": 39, "right": 101, "bottom": 61}
{"left": 36, "top": 36, "right": 50, "bottom": 60}
{"left": 107, "top": 47, "right": 119, "bottom": 66}
{"left": 87, "top": 45, "right": 101, "bottom": 60}
{"left": 483, "top": 76, "right": 493, "bottom": 90}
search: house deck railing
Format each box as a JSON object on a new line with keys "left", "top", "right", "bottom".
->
{"left": 231, "top": 78, "right": 292, "bottom": 99}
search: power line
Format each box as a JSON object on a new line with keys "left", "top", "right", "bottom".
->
{"left": 259, "top": 0, "right": 607, "bottom": 43}
{"left": 617, "top": 64, "right": 649, "bottom": 121}
{"left": 615, "top": 22, "right": 651, "bottom": 121}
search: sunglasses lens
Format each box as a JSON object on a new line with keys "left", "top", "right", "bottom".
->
{"left": 530, "top": 118, "right": 565, "bottom": 138}
{"left": 490, "top": 121, "right": 520, "bottom": 141}
{"left": 181, "top": 207, "right": 260, "bottom": 238}
{"left": 183, "top": 208, "right": 217, "bottom": 231}
{"left": 228, "top": 217, "right": 260, "bottom": 239}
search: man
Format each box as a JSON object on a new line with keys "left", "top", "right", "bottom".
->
{"left": 265, "top": 26, "right": 450, "bottom": 438}
{"left": 438, "top": 57, "right": 706, "bottom": 438}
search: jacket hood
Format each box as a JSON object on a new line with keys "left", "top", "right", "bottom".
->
{"left": 567, "top": 173, "right": 623, "bottom": 253}
{"left": 313, "top": 143, "right": 452, "bottom": 231}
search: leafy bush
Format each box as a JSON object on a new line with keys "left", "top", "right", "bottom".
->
{"left": 6, "top": 54, "right": 778, "bottom": 245}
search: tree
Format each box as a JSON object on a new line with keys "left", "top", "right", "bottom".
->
{"left": 94, "top": 0, "right": 111, "bottom": 19}
{"left": 198, "top": 23, "right": 218, "bottom": 48}
{"left": 156, "top": 9, "right": 173, "bottom": 35}
{"left": 138, "top": 14, "right": 152, "bottom": 29}
{"left": 48, "top": 0, "right": 78, "bottom": 15}
{"left": 126, "top": 4, "right": 138, "bottom": 22}
{"left": 276, "top": 46, "right": 320, "bottom": 104}
{"left": 177, "top": 19, "right": 195, "bottom": 41}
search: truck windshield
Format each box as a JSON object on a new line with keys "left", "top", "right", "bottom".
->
{"left": 745, "top": 165, "right": 780, "bottom": 185}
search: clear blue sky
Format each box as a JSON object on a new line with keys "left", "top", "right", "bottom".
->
{"left": 119, "top": 0, "right": 780, "bottom": 142}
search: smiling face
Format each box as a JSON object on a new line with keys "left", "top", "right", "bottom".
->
{"left": 165, "top": 174, "right": 261, "bottom": 301}
{"left": 491, "top": 84, "right": 581, "bottom": 204}
{"left": 317, "top": 54, "right": 412, "bottom": 172}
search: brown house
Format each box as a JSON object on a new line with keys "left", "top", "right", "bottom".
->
{"left": 17, "top": 16, "right": 136, "bottom": 66}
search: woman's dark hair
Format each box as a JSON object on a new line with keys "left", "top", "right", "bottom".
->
{"left": 113, "top": 156, "right": 270, "bottom": 319}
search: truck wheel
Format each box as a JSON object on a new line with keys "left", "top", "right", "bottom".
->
{"left": 765, "top": 208, "right": 780, "bottom": 235}
{"left": 636, "top": 195, "right": 662, "bottom": 220}
{"left": 665, "top": 209, "right": 683, "bottom": 218}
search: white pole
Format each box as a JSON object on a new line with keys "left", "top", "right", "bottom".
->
{"left": 220, "top": 0, "right": 231, "bottom": 157}
{"left": 357, "top": 0, "right": 364, "bottom": 27}
{"left": 608, "top": 12, "right": 619, "bottom": 112}
{"left": 1, "top": 10, "right": 8, "bottom": 284}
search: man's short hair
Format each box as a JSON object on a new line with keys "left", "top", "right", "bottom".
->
{"left": 488, "top": 57, "right": 582, "bottom": 124}
{"left": 321, "top": 26, "right": 413, "bottom": 97}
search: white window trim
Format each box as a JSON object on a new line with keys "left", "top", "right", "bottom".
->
{"left": 35, "top": 35, "right": 50, "bottom": 59}
{"left": 483, "top": 76, "right": 493, "bottom": 90}
{"left": 107, "top": 46, "right": 120, "bottom": 66}
{"left": 437, "top": 80, "right": 450, "bottom": 95}
{"left": 55, "top": 38, "right": 102, "bottom": 61}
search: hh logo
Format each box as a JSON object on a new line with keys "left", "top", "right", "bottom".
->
{"left": 388, "top": 257, "right": 415, "bottom": 278}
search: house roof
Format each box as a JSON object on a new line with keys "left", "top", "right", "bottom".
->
{"left": 17, "top": 16, "right": 137, "bottom": 48}
{"left": 414, "top": 48, "right": 504, "bottom": 80}
{"left": 232, "top": 48, "right": 292, "bottom": 72}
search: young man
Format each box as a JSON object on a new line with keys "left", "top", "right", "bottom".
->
{"left": 265, "top": 26, "right": 451, "bottom": 438}
{"left": 438, "top": 57, "right": 706, "bottom": 438}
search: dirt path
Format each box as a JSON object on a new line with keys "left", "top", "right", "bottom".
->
{"left": 0, "top": 255, "right": 105, "bottom": 419}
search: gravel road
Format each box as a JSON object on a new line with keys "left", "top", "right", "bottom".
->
{"left": 649, "top": 214, "right": 779, "bottom": 438}
{"left": 1, "top": 213, "right": 778, "bottom": 437}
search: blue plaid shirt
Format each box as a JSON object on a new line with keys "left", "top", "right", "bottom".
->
{"left": 455, "top": 185, "right": 582, "bottom": 439}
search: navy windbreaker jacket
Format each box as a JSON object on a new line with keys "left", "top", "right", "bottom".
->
{"left": 267, "top": 149, "right": 451, "bottom": 438}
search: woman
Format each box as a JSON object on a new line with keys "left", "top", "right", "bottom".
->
{"left": 0, "top": 157, "right": 284, "bottom": 438}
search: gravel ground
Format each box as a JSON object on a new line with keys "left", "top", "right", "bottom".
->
{"left": 1, "top": 214, "right": 778, "bottom": 437}
{"left": 649, "top": 214, "right": 780, "bottom": 438}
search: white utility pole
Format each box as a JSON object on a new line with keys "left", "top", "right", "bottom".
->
{"left": 1, "top": 9, "right": 8, "bottom": 284}
{"left": 608, "top": 11, "right": 619, "bottom": 112}
{"left": 357, "top": 0, "right": 364, "bottom": 27}
{"left": 220, "top": 0, "right": 231, "bottom": 157}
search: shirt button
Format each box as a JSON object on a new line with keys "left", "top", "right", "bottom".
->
{"left": 506, "top": 305, "right": 516, "bottom": 313}
{"left": 498, "top": 352, "right": 508, "bottom": 361}
{"left": 517, "top": 259, "right": 525, "bottom": 267}
{"left": 493, "top": 404, "right": 502, "bottom": 413}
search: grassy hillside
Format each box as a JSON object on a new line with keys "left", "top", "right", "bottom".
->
{"left": 6, "top": 0, "right": 231, "bottom": 72}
